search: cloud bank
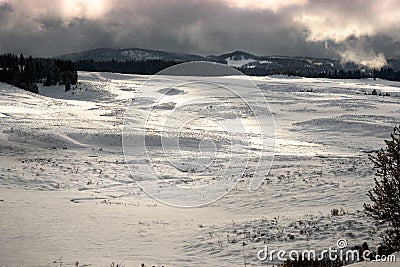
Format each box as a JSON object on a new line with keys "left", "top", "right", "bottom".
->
{"left": 0, "top": 0, "right": 399, "bottom": 68}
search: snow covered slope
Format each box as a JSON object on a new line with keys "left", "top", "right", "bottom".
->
{"left": 222, "top": 51, "right": 259, "bottom": 67}
{"left": 1, "top": 73, "right": 400, "bottom": 266}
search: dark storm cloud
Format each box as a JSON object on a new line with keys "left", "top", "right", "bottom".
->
{"left": 92, "top": 0, "right": 328, "bottom": 57}
{"left": 0, "top": 0, "right": 398, "bottom": 67}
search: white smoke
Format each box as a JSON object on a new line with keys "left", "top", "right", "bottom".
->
{"left": 339, "top": 48, "right": 387, "bottom": 69}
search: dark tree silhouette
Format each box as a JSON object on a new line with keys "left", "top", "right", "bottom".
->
{"left": 0, "top": 53, "right": 77, "bottom": 93}
{"left": 364, "top": 126, "right": 400, "bottom": 251}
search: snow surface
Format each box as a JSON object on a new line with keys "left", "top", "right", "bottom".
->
{"left": 1, "top": 72, "right": 400, "bottom": 266}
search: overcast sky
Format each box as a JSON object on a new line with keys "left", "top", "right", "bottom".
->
{"left": 0, "top": 0, "right": 399, "bottom": 67}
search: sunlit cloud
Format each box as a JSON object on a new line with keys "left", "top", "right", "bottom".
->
{"left": 61, "top": 0, "right": 113, "bottom": 19}
{"left": 293, "top": 0, "right": 400, "bottom": 43}
{"left": 223, "top": 0, "right": 308, "bottom": 12}
{"left": 294, "top": 14, "right": 376, "bottom": 43}
{"left": 287, "top": 0, "right": 400, "bottom": 67}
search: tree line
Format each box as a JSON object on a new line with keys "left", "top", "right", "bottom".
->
{"left": 4, "top": 53, "right": 398, "bottom": 94}
{"left": 239, "top": 66, "right": 400, "bottom": 81}
{"left": 0, "top": 53, "right": 78, "bottom": 94}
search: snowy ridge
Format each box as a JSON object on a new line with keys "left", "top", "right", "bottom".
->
{"left": 57, "top": 47, "right": 208, "bottom": 62}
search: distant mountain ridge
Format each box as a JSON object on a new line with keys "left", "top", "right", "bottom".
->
{"left": 57, "top": 48, "right": 210, "bottom": 63}
{"left": 56, "top": 48, "right": 337, "bottom": 65}
{"left": 55, "top": 48, "right": 400, "bottom": 80}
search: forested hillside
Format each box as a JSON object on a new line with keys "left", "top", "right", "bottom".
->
{"left": 0, "top": 53, "right": 78, "bottom": 93}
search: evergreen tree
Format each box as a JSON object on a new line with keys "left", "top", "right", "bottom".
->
{"left": 364, "top": 126, "right": 400, "bottom": 251}
{"left": 0, "top": 53, "right": 78, "bottom": 94}
{"left": 19, "top": 53, "right": 25, "bottom": 67}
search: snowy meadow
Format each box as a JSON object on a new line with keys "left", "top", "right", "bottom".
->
{"left": 1, "top": 71, "right": 400, "bottom": 266}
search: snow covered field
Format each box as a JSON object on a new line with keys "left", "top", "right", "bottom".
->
{"left": 1, "top": 72, "right": 400, "bottom": 266}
